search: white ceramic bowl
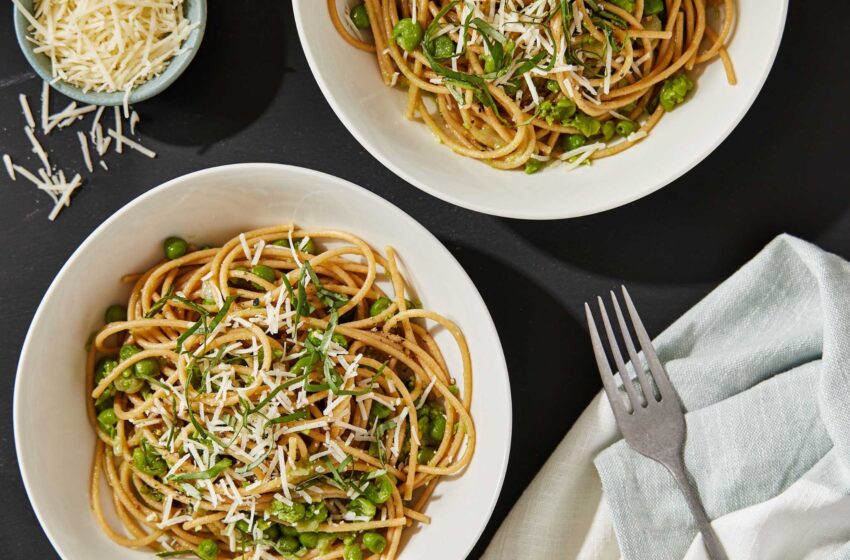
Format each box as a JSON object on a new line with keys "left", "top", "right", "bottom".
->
{"left": 14, "top": 164, "right": 512, "bottom": 559}
{"left": 294, "top": 1, "right": 787, "bottom": 219}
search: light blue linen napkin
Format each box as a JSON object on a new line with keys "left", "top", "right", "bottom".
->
{"left": 594, "top": 234, "right": 850, "bottom": 560}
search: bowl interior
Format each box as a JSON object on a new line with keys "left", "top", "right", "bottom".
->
{"left": 294, "top": 0, "right": 787, "bottom": 219}
{"left": 13, "top": 0, "right": 207, "bottom": 106}
{"left": 14, "top": 164, "right": 511, "bottom": 559}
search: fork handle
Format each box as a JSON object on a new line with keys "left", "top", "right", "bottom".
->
{"left": 665, "top": 458, "right": 729, "bottom": 560}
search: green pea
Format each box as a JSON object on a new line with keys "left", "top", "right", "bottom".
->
{"left": 392, "top": 18, "right": 423, "bottom": 52}
{"left": 97, "top": 407, "right": 118, "bottom": 427}
{"left": 601, "top": 120, "right": 617, "bottom": 141}
{"left": 119, "top": 344, "right": 142, "bottom": 362}
{"left": 298, "top": 502, "right": 329, "bottom": 531}
{"left": 94, "top": 358, "right": 118, "bottom": 404}
{"left": 417, "top": 414, "right": 431, "bottom": 439}
{"left": 350, "top": 3, "right": 370, "bottom": 28}
{"left": 270, "top": 499, "right": 306, "bottom": 523}
{"left": 332, "top": 333, "right": 349, "bottom": 348}
{"left": 616, "top": 120, "right": 638, "bottom": 137}
{"left": 95, "top": 357, "right": 118, "bottom": 383}
{"left": 264, "top": 523, "right": 281, "bottom": 541}
{"left": 344, "top": 543, "right": 363, "bottom": 560}
{"left": 429, "top": 414, "right": 447, "bottom": 443}
{"left": 251, "top": 264, "right": 276, "bottom": 290}
{"left": 432, "top": 35, "right": 455, "bottom": 60}
{"left": 562, "top": 134, "right": 586, "bottom": 152}
{"left": 524, "top": 159, "right": 545, "bottom": 175}
{"left": 571, "top": 113, "right": 601, "bottom": 137}
{"left": 276, "top": 535, "right": 300, "bottom": 553}
{"left": 546, "top": 80, "right": 561, "bottom": 93}
{"left": 235, "top": 519, "right": 250, "bottom": 533}
{"left": 347, "top": 497, "right": 377, "bottom": 519}
{"left": 115, "top": 373, "right": 144, "bottom": 393}
{"left": 370, "top": 402, "right": 392, "bottom": 420}
{"left": 280, "top": 525, "right": 300, "bottom": 537}
{"left": 104, "top": 304, "right": 127, "bottom": 323}
{"left": 364, "top": 474, "right": 393, "bottom": 504}
{"left": 536, "top": 97, "right": 576, "bottom": 125}
{"left": 272, "top": 347, "right": 284, "bottom": 360}
{"left": 132, "top": 442, "right": 166, "bottom": 476}
{"left": 299, "top": 532, "right": 320, "bottom": 549}
{"left": 659, "top": 73, "right": 694, "bottom": 112}
{"left": 196, "top": 538, "right": 218, "bottom": 560}
{"left": 448, "top": 384, "right": 460, "bottom": 396}
{"left": 97, "top": 408, "right": 118, "bottom": 437}
{"left": 370, "top": 297, "right": 392, "bottom": 317}
{"left": 418, "top": 446, "right": 436, "bottom": 464}
{"left": 362, "top": 532, "right": 387, "bottom": 554}
{"left": 164, "top": 236, "right": 188, "bottom": 260}
{"left": 134, "top": 357, "right": 160, "bottom": 378}
{"left": 556, "top": 98, "right": 577, "bottom": 122}
{"left": 643, "top": 0, "right": 665, "bottom": 15}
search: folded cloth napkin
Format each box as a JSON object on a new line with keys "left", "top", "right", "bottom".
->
{"left": 483, "top": 234, "right": 850, "bottom": 560}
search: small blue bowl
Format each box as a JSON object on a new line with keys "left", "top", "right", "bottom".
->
{"left": 13, "top": 0, "right": 207, "bottom": 106}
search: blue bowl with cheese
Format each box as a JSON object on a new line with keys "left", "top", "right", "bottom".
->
{"left": 13, "top": 0, "right": 207, "bottom": 107}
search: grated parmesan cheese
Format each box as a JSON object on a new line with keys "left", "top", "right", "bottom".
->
{"left": 14, "top": 0, "right": 197, "bottom": 95}
{"left": 107, "top": 129, "right": 156, "bottom": 158}
{"left": 19, "top": 94, "right": 35, "bottom": 129}
{"left": 3, "top": 155, "right": 15, "bottom": 180}
{"left": 77, "top": 132, "right": 93, "bottom": 173}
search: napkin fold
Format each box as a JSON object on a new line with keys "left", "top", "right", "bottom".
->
{"left": 483, "top": 235, "right": 850, "bottom": 560}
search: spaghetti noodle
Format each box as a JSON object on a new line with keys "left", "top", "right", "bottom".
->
{"left": 87, "top": 225, "right": 474, "bottom": 559}
{"left": 330, "top": 0, "right": 736, "bottom": 172}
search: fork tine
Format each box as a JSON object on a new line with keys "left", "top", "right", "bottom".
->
{"left": 610, "top": 291, "right": 657, "bottom": 404}
{"left": 621, "top": 286, "right": 681, "bottom": 405}
{"left": 585, "top": 303, "right": 629, "bottom": 420}
{"left": 597, "top": 296, "right": 643, "bottom": 411}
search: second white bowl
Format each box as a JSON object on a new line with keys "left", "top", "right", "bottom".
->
{"left": 294, "top": 0, "right": 787, "bottom": 219}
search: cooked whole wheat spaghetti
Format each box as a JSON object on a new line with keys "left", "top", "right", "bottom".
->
{"left": 88, "top": 225, "right": 474, "bottom": 560}
{"left": 330, "top": 0, "right": 736, "bottom": 172}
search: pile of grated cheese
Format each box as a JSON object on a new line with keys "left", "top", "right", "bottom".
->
{"left": 3, "top": 82, "right": 157, "bottom": 221}
{"left": 14, "top": 0, "right": 197, "bottom": 107}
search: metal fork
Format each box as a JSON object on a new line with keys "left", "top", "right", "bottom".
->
{"left": 585, "top": 286, "right": 728, "bottom": 560}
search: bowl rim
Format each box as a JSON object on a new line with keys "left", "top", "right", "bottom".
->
{"left": 12, "top": 0, "right": 208, "bottom": 106}
{"left": 293, "top": 0, "right": 789, "bottom": 220}
{"left": 13, "top": 162, "right": 513, "bottom": 560}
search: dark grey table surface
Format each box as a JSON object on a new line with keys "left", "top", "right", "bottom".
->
{"left": 1, "top": 2, "right": 848, "bottom": 558}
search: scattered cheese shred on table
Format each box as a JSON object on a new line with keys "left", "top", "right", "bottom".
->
{"left": 18, "top": 94, "right": 35, "bottom": 129}
{"left": 3, "top": 82, "right": 157, "bottom": 221}
{"left": 13, "top": 0, "right": 197, "bottom": 97}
